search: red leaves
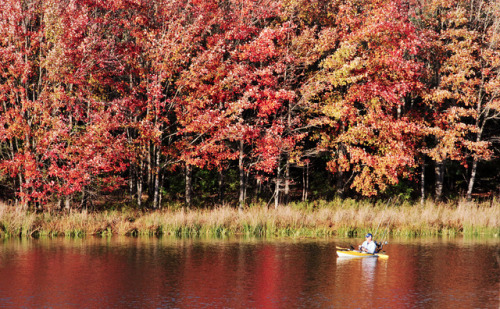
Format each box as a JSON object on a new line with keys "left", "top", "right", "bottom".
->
{"left": 0, "top": 0, "right": 133, "bottom": 204}
{"left": 0, "top": 0, "right": 497, "bottom": 205}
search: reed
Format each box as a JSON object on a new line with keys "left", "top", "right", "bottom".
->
{"left": 0, "top": 198, "right": 498, "bottom": 238}
{"left": 0, "top": 205, "right": 38, "bottom": 237}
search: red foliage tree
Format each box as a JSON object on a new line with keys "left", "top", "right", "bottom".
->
{"left": 0, "top": 0, "right": 497, "bottom": 209}
{"left": 173, "top": 0, "right": 309, "bottom": 208}
{"left": 0, "top": 0, "right": 130, "bottom": 207}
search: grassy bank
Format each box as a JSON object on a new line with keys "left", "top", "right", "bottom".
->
{"left": 0, "top": 199, "right": 499, "bottom": 238}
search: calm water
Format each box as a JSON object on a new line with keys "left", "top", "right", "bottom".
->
{"left": 0, "top": 236, "right": 498, "bottom": 308}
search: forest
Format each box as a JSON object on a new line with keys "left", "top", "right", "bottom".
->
{"left": 0, "top": 0, "right": 499, "bottom": 211}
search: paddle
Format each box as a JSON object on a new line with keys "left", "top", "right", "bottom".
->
{"left": 336, "top": 246, "right": 352, "bottom": 251}
{"left": 376, "top": 252, "right": 389, "bottom": 259}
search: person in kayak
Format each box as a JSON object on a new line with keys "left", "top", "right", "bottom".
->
{"left": 359, "top": 233, "right": 377, "bottom": 254}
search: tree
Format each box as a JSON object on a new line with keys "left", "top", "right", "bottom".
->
{"left": 413, "top": 0, "right": 498, "bottom": 200}
{"left": 0, "top": 0, "right": 131, "bottom": 207}
{"left": 175, "top": 0, "right": 307, "bottom": 209}
{"left": 304, "top": 0, "right": 425, "bottom": 196}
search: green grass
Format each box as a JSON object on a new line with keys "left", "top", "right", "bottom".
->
{"left": 0, "top": 198, "right": 498, "bottom": 238}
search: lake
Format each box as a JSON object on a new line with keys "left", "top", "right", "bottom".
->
{"left": 0, "top": 236, "right": 498, "bottom": 308}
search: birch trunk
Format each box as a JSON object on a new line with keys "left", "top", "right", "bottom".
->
{"left": 435, "top": 160, "right": 444, "bottom": 200}
{"left": 420, "top": 162, "right": 425, "bottom": 206}
{"left": 467, "top": 158, "right": 479, "bottom": 201}
{"left": 284, "top": 159, "right": 290, "bottom": 206}
{"left": 274, "top": 164, "right": 281, "bottom": 209}
{"left": 302, "top": 162, "right": 309, "bottom": 202}
{"left": 137, "top": 161, "right": 143, "bottom": 208}
{"left": 153, "top": 148, "right": 161, "bottom": 209}
{"left": 129, "top": 164, "right": 135, "bottom": 202}
{"left": 467, "top": 112, "right": 485, "bottom": 201}
{"left": 238, "top": 140, "right": 245, "bottom": 211}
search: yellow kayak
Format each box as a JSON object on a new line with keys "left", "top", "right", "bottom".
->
{"left": 336, "top": 247, "right": 389, "bottom": 259}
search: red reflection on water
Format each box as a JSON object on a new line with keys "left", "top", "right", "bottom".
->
{"left": 0, "top": 238, "right": 498, "bottom": 308}
{"left": 254, "top": 246, "right": 278, "bottom": 307}
{"left": 173, "top": 242, "right": 310, "bottom": 308}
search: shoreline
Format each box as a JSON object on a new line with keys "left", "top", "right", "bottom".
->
{"left": 0, "top": 199, "right": 499, "bottom": 239}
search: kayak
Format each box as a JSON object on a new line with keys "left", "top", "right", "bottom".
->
{"left": 336, "top": 247, "right": 389, "bottom": 259}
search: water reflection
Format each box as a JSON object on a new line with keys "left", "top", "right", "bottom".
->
{"left": 0, "top": 237, "right": 498, "bottom": 308}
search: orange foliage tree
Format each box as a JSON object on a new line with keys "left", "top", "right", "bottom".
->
{"left": 303, "top": 0, "right": 425, "bottom": 196}
{"left": 413, "top": 0, "right": 499, "bottom": 200}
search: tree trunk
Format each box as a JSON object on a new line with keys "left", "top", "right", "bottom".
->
{"left": 244, "top": 169, "right": 250, "bottom": 203}
{"left": 284, "top": 158, "right": 290, "bottom": 205}
{"left": 467, "top": 127, "right": 484, "bottom": 201}
{"left": 137, "top": 161, "right": 143, "bottom": 208}
{"left": 467, "top": 158, "right": 478, "bottom": 201}
{"left": 4, "top": 104, "right": 19, "bottom": 206}
{"left": 218, "top": 170, "right": 224, "bottom": 205}
{"left": 18, "top": 173, "right": 25, "bottom": 209}
{"left": 127, "top": 124, "right": 137, "bottom": 203}
{"left": 336, "top": 170, "right": 344, "bottom": 198}
{"left": 420, "top": 162, "right": 425, "bottom": 206}
{"left": 238, "top": 140, "right": 245, "bottom": 211}
{"left": 336, "top": 146, "right": 346, "bottom": 197}
{"left": 274, "top": 164, "right": 281, "bottom": 209}
{"left": 147, "top": 145, "right": 151, "bottom": 195}
{"left": 147, "top": 144, "right": 154, "bottom": 201}
{"left": 153, "top": 148, "right": 161, "bottom": 209}
{"left": 65, "top": 197, "right": 71, "bottom": 210}
{"left": 435, "top": 160, "right": 444, "bottom": 200}
{"left": 159, "top": 172, "right": 163, "bottom": 208}
{"left": 129, "top": 163, "right": 135, "bottom": 203}
{"left": 185, "top": 164, "right": 192, "bottom": 209}
{"left": 302, "top": 161, "right": 309, "bottom": 202}
{"left": 81, "top": 187, "right": 88, "bottom": 210}
{"left": 255, "top": 177, "right": 262, "bottom": 201}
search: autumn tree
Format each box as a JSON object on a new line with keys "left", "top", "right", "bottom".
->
{"left": 0, "top": 0, "right": 498, "bottom": 209}
{"left": 120, "top": 0, "right": 227, "bottom": 208}
{"left": 175, "top": 0, "right": 310, "bottom": 209}
{"left": 303, "top": 0, "right": 425, "bottom": 196}
{"left": 0, "top": 0, "right": 131, "bottom": 208}
{"left": 412, "top": 0, "right": 499, "bottom": 200}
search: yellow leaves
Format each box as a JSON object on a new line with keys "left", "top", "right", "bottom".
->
{"left": 423, "top": 117, "right": 484, "bottom": 162}
{"left": 348, "top": 154, "right": 404, "bottom": 197}
{"left": 291, "top": 26, "right": 327, "bottom": 67}
{"left": 321, "top": 42, "right": 357, "bottom": 70}
{"left": 484, "top": 65, "right": 500, "bottom": 100}
{"left": 486, "top": 99, "right": 500, "bottom": 112}
{"left": 314, "top": 27, "right": 339, "bottom": 55}
{"left": 420, "top": 0, "right": 498, "bottom": 167}
{"left": 319, "top": 42, "right": 366, "bottom": 88}
{"left": 43, "top": 3, "right": 64, "bottom": 44}
{"left": 351, "top": 167, "right": 381, "bottom": 197}
{"left": 321, "top": 95, "right": 344, "bottom": 120}
{"left": 444, "top": 6, "right": 468, "bottom": 28}
{"left": 447, "top": 106, "right": 477, "bottom": 121}
{"left": 464, "top": 140, "right": 493, "bottom": 160}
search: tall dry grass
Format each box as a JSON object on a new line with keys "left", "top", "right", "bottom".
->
{"left": 0, "top": 198, "right": 498, "bottom": 238}
{"left": 0, "top": 204, "right": 37, "bottom": 237}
